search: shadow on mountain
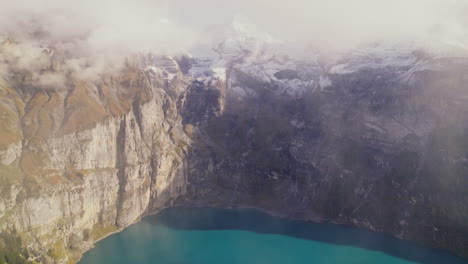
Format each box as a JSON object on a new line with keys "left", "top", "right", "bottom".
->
{"left": 170, "top": 58, "right": 468, "bottom": 264}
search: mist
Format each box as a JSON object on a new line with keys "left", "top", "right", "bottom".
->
{"left": 1, "top": 0, "right": 468, "bottom": 86}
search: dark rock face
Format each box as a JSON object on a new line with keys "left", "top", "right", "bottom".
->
{"left": 181, "top": 58, "right": 468, "bottom": 258}
{"left": 1, "top": 43, "right": 467, "bottom": 262}
{"left": 274, "top": 69, "right": 299, "bottom": 80}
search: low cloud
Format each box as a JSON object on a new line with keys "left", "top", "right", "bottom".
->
{"left": 1, "top": 0, "right": 467, "bottom": 88}
{"left": 0, "top": 0, "right": 201, "bottom": 87}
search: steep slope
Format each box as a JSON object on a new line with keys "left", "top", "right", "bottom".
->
{"left": 0, "top": 36, "right": 467, "bottom": 263}
{"left": 183, "top": 48, "right": 468, "bottom": 258}
{"left": 0, "top": 48, "right": 197, "bottom": 263}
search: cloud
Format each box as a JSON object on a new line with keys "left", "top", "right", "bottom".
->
{"left": 1, "top": 0, "right": 200, "bottom": 52}
{"left": 0, "top": 0, "right": 202, "bottom": 87}
{"left": 0, "top": 0, "right": 467, "bottom": 88}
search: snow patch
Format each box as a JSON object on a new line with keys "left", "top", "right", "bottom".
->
{"left": 212, "top": 67, "right": 226, "bottom": 81}
{"left": 290, "top": 119, "right": 305, "bottom": 129}
{"left": 319, "top": 76, "right": 332, "bottom": 89}
{"left": 364, "top": 122, "right": 387, "bottom": 134}
{"left": 329, "top": 45, "right": 418, "bottom": 75}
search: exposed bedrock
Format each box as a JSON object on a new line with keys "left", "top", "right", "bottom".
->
{"left": 0, "top": 52, "right": 467, "bottom": 263}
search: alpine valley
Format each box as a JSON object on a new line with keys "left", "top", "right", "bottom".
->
{"left": 0, "top": 20, "right": 467, "bottom": 264}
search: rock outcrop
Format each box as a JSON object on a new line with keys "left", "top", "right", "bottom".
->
{"left": 0, "top": 42, "right": 467, "bottom": 263}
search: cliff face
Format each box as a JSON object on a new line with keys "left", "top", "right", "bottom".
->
{"left": 0, "top": 56, "right": 194, "bottom": 263}
{"left": 183, "top": 55, "right": 468, "bottom": 258}
{"left": 0, "top": 44, "right": 467, "bottom": 263}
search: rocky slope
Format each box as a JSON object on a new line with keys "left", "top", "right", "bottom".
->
{"left": 0, "top": 48, "right": 195, "bottom": 263}
{"left": 184, "top": 46, "right": 468, "bottom": 258}
{"left": 0, "top": 36, "right": 467, "bottom": 263}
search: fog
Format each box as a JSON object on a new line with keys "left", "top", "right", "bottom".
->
{"left": 170, "top": 0, "right": 468, "bottom": 53}
{"left": 1, "top": 0, "right": 467, "bottom": 85}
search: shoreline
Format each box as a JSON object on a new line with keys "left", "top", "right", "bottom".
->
{"left": 75, "top": 203, "right": 468, "bottom": 263}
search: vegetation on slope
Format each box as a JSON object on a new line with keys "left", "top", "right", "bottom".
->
{"left": 0, "top": 232, "right": 32, "bottom": 264}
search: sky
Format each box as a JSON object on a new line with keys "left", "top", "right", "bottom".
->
{"left": 1, "top": 0, "right": 467, "bottom": 84}
{"left": 169, "top": 0, "right": 468, "bottom": 53}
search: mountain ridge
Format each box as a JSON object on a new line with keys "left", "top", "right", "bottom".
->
{"left": 0, "top": 38, "right": 467, "bottom": 263}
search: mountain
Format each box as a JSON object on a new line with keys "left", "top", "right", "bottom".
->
{"left": 0, "top": 32, "right": 467, "bottom": 263}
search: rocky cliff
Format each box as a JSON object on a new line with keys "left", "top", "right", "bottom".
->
{"left": 0, "top": 40, "right": 467, "bottom": 263}
{"left": 0, "top": 51, "right": 195, "bottom": 263}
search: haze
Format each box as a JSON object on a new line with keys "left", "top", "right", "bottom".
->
{"left": 1, "top": 0, "right": 467, "bottom": 83}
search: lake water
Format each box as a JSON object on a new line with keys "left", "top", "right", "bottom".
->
{"left": 79, "top": 207, "right": 467, "bottom": 264}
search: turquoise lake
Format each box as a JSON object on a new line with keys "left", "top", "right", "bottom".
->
{"left": 79, "top": 208, "right": 467, "bottom": 264}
